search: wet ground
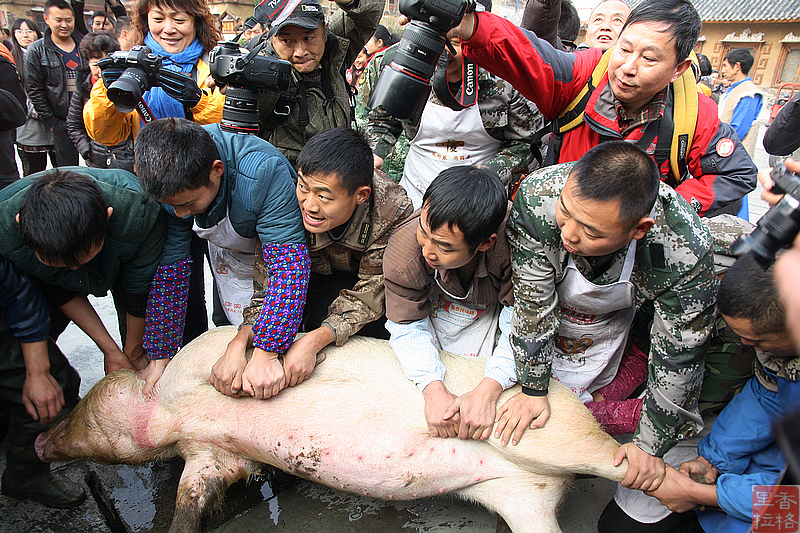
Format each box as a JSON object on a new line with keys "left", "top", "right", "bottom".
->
{"left": 0, "top": 110, "right": 776, "bottom": 532}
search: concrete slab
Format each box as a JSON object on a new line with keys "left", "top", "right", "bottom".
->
{"left": 0, "top": 459, "right": 113, "bottom": 533}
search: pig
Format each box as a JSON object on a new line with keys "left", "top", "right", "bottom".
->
{"left": 36, "top": 327, "right": 626, "bottom": 533}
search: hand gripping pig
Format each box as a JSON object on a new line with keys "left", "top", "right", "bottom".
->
{"left": 36, "top": 327, "right": 627, "bottom": 533}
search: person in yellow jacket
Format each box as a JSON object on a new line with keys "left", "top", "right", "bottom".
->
{"left": 83, "top": 0, "right": 226, "bottom": 145}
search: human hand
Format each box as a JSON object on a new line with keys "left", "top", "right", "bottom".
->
{"left": 98, "top": 56, "right": 125, "bottom": 87}
{"left": 22, "top": 371, "right": 65, "bottom": 425}
{"left": 282, "top": 334, "right": 322, "bottom": 387}
{"left": 123, "top": 343, "right": 148, "bottom": 371}
{"left": 444, "top": 377, "right": 502, "bottom": 440}
{"left": 494, "top": 392, "right": 550, "bottom": 446}
{"left": 679, "top": 455, "right": 718, "bottom": 484}
{"left": 158, "top": 69, "right": 202, "bottom": 107}
{"left": 373, "top": 154, "right": 384, "bottom": 170}
{"left": 139, "top": 358, "right": 170, "bottom": 397}
{"left": 423, "top": 381, "right": 460, "bottom": 437}
{"left": 614, "top": 443, "right": 666, "bottom": 491}
{"left": 645, "top": 465, "right": 703, "bottom": 513}
{"left": 104, "top": 347, "right": 137, "bottom": 375}
{"left": 210, "top": 340, "right": 249, "bottom": 397}
{"left": 241, "top": 348, "right": 286, "bottom": 400}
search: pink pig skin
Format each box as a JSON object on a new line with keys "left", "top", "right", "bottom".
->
{"left": 36, "top": 327, "right": 626, "bottom": 533}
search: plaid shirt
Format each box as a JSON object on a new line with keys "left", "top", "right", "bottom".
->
{"left": 615, "top": 88, "right": 668, "bottom": 137}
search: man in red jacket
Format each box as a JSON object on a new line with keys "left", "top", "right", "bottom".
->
{"left": 450, "top": 0, "right": 756, "bottom": 218}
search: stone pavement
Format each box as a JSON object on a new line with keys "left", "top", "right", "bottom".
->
{"left": 0, "top": 110, "right": 778, "bottom": 532}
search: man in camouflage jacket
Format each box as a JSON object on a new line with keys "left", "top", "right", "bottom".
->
{"left": 243, "top": 128, "right": 412, "bottom": 387}
{"left": 365, "top": 46, "right": 542, "bottom": 207}
{"left": 503, "top": 143, "right": 717, "bottom": 491}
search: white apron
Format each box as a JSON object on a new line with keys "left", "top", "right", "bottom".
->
{"left": 552, "top": 241, "right": 637, "bottom": 403}
{"left": 400, "top": 99, "right": 502, "bottom": 209}
{"left": 427, "top": 272, "right": 500, "bottom": 359}
{"left": 193, "top": 213, "right": 258, "bottom": 326}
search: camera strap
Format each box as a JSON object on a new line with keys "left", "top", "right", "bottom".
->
{"left": 134, "top": 97, "right": 156, "bottom": 124}
{"left": 432, "top": 53, "right": 479, "bottom": 111}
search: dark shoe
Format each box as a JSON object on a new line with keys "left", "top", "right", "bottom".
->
{"left": 1, "top": 467, "right": 86, "bottom": 508}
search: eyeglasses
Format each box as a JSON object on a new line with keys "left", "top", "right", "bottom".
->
{"left": 14, "top": 29, "right": 36, "bottom": 35}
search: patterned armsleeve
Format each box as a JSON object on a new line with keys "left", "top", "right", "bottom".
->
{"left": 143, "top": 258, "right": 191, "bottom": 359}
{"left": 252, "top": 243, "right": 310, "bottom": 353}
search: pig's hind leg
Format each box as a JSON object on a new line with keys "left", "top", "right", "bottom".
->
{"left": 456, "top": 473, "right": 570, "bottom": 533}
{"left": 168, "top": 443, "right": 259, "bottom": 533}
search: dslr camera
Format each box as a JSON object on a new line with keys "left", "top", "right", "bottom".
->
{"left": 104, "top": 45, "right": 162, "bottom": 114}
{"left": 209, "top": 41, "right": 292, "bottom": 134}
{"left": 731, "top": 162, "right": 800, "bottom": 267}
{"left": 368, "top": 0, "right": 477, "bottom": 125}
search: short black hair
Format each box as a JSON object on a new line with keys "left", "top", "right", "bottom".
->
{"left": 422, "top": 166, "right": 507, "bottom": 252}
{"left": 135, "top": 118, "right": 219, "bottom": 201}
{"left": 115, "top": 15, "right": 132, "bottom": 37}
{"left": 79, "top": 31, "right": 119, "bottom": 60}
{"left": 622, "top": 0, "right": 701, "bottom": 64}
{"left": 725, "top": 48, "right": 754, "bottom": 76}
{"left": 559, "top": 0, "right": 581, "bottom": 43}
{"left": 718, "top": 253, "right": 785, "bottom": 336}
{"left": 296, "top": 128, "right": 373, "bottom": 194}
{"left": 18, "top": 170, "right": 108, "bottom": 269}
{"left": 44, "top": 0, "right": 73, "bottom": 14}
{"left": 696, "top": 53, "right": 712, "bottom": 77}
{"left": 92, "top": 10, "right": 114, "bottom": 21}
{"left": 570, "top": 141, "right": 660, "bottom": 229}
{"left": 373, "top": 24, "right": 391, "bottom": 47}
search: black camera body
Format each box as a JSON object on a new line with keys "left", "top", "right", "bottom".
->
{"left": 105, "top": 45, "right": 163, "bottom": 113}
{"left": 208, "top": 41, "right": 293, "bottom": 134}
{"left": 731, "top": 163, "right": 800, "bottom": 267}
{"left": 400, "top": 0, "right": 475, "bottom": 33}
{"left": 368, "top": 0, "right": 476, "bottom": 125}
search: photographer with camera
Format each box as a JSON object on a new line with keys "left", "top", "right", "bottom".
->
{"left": 251, "top": 0, "right": 383, "bottom": 166}
{"left": 365, "top": 0, "right": 543, "bottom": 209}
{"left": 84, "top": 0, "right": 229, "bottom": 344}
{"left": 83, "top": 0, "right": 225, "bottom": 145}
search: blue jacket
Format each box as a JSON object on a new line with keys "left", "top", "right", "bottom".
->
{"left": 697, "top": 372, "right": 800, "bottom": 533}
{"left": 161, "top": 124, "right": 305, "bottom": 264}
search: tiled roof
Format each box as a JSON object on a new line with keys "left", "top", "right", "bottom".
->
{"left": 626, "top": 0, "right": 800, "bottom": 22}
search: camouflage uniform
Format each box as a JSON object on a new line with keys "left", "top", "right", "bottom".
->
{"left": 365, "top": 67, "right": 543, "bottom": 186}
{"left": 254, "top": 0, "right": 383, "bottom": 167}
{"left": 699, "top": 317, "right": 757, "bottom": 417}
{"left": 243, "top": 171, "right": 412, "bottom": 345}
{"left": 509, "top": 162, "right": 718, "bottom": 457}
{"left": 354, "top": 45, "right": 409, "bottom": 183}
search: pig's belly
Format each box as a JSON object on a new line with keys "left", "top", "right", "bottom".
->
{"left": 174, "top": 387, "right": 516, "bottom": 499}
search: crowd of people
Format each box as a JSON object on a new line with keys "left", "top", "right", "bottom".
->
{"left": 0, "top": 0, "right": 799, "bottom": 531}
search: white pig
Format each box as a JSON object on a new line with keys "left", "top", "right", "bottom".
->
{"left": 36, "top": 327, "right": 626, "bottom": 533}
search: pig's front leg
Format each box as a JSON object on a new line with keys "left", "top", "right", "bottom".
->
{"left": 168, "top": 443, "right": 260, "bottom": 533}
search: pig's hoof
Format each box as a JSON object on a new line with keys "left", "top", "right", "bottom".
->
{"left": 1, "top": 468, "right": 86, "bottom": 508}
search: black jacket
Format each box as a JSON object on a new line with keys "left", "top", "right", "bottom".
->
{"left": 67, "top": 66, "right": 135, "bottom": 172}
{"left": 24, "top": 29, "right": 84, "bottom": 127}
{"left": 0, "top": 255, "right": 49, "bottom": 343}
{"left": 764, "top": 91, "right": 800, "bottom": 157}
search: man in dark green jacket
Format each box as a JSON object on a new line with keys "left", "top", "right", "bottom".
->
{"left": 0, "top": 166, "right": 185, "bottom": 394}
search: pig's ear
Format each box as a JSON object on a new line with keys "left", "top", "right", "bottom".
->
{"left": 107, "top": 207, "right": 113, "bottom": 220}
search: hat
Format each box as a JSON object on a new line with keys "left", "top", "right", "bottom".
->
{"left": 266, "top": 0, "right": 325, "bottom": 38}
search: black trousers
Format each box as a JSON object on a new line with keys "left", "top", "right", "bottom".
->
{"left": 0, "top": 313, "right": 81, "bottom": 473}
